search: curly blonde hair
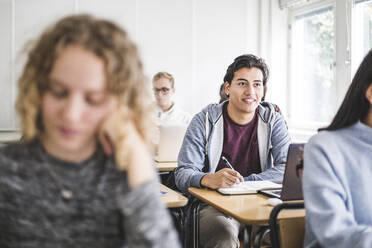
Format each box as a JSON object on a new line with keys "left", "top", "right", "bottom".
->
{"left": 16, "top": 14, "right": 154, "bottom": 146}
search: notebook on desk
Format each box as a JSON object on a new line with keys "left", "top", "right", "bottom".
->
{"left": 259, "top": 143, "right": 304, "bottom": 201}
{"left": 217, "top": 180, "right": 282, "bottom": 195}
{"left": 155, "top": 125, "right": 187, "bottom": 163}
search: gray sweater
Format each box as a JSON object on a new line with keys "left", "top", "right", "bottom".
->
{"left": 0, "top": 140, "right": 180, "bottom": 248}
{"left": 175, "top": 101, "right": 291, "bottom": 192}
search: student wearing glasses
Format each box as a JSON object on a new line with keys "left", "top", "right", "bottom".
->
{"left": 152, "top": 72, "right": 191, "bottom": 126}
{"left": 0, "top": 15, "right": 180, "bottom": 248}
{"left": 174, "top": 54, "right": 291, "bottom": 247}
{"left": 303, "top": 50, "right": 372, "bottom": 248}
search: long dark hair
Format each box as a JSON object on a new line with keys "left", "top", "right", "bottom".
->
{"left": 321, "top": 49, "right": 372, "bottom": 131}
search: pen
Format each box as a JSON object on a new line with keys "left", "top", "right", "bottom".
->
{"left": 221, "top": 156, "right": 234, "bottom": 170}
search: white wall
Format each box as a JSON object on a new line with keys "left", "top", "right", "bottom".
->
{"left": 0, "top": 0, "right": 288, "bottom": 136}
{"left": 0, "top": 0, "right": 13, "bottom": 131}
{"left": 256, "top": 0, "right": 288, "bottom": 116}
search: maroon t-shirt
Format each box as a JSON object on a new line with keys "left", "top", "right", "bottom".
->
{"left": 215, "top": 104, "right": 261, "bottom": 177}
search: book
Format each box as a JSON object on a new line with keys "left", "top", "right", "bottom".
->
{"left": 217, "top": 180, "right": 282, "bottom": 195}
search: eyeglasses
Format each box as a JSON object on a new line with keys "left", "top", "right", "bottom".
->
{"left": 153, "top": 87, "right": 172, "bottom": 95}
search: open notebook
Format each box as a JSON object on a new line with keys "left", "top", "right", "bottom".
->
{"left": 217, "top": 180, "right": 282, "bottom": 195}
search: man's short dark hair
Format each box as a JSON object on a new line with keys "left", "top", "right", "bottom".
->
{"left": 223, "top": 54, "right": 269, "bottom": 85}
{"left": 223, "top": 54, "right": 269, "bottom": 100}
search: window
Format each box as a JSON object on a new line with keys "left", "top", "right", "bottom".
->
{"left": 289, "top": 4, "right": 336, "bottom": 126}
{"left": 352, "top": 0, "right": 372, "bottom": 75}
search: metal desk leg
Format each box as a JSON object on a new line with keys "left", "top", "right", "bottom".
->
{"left": 188, "top": 199, "right": 201, "bottom": 248}
{"left": 242, "top": 225, "right": 252, "bottom": 248}
{"left": 253, "top": 226, "right": 270, "bottom": 248}
{"left": 243, "top": 225, "right": 270, "bottom": 248}
{"left": 170, "top": 207, "right": 186, "bottom": 248}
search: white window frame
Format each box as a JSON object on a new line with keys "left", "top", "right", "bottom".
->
{"left": 286, "top": 0, "right": 352, "bottom": 138}
{"left": 351, "top": 0, "right": 372, "bottom": 76}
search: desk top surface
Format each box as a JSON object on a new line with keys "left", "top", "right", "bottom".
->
{"left": 189, "top": 187, "right": 305, "bottom": 225}
{"left": 156, "top": 162, "right": 177, "bottom": 172}
{"left": 161, "top": 184, "right": 188, "bottom": 208}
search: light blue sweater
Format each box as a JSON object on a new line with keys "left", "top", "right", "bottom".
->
{"left": 303, "top": 121, "right": 372, "bottom": 248}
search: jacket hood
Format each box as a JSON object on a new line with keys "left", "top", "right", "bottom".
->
{"left": 201, "top": 100, "right": 278, "bottom": 125}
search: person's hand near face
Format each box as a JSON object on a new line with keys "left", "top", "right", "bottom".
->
{"left": 42, "top": 45, "right": 154, "bottom": 189}
{"left": 98, "top": 107, "right": 155, "bottom": 188}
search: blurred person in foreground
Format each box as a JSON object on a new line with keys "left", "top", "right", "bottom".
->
{"left": 303, "top": 49, "right": 372, "bottom": 248}
{"left": 0, "top": 15, "right": 180, "bottom": 248}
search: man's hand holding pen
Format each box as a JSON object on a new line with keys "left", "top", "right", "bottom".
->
{"left": 200, "top": 156, "right": 244, "bottom": 189}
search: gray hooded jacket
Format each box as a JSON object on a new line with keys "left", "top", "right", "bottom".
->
{"left": 174, "top": 101, "right": 291, "bottom": 192}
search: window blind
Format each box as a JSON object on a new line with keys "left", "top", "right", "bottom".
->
{"left": 355, "top": 0, "right": 372, "bottom": 4}
{"left": 279, "top": 0, "right": 323, "bottom": 9}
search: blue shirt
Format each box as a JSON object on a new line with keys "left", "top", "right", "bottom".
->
{"left": 303, "top": 121, "right": 372, "bottom": 248}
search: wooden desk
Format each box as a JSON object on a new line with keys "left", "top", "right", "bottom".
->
{"left": 161, "top": 184, "right": 188, "bottom": 208}
{"left": 188, "top": 187, "right": 304, "bottom": 226}
{"left": 187, "top": 187, "right": 305, "bottom": 248}
{"left": 156, "top": 162, "right": 177, "bottom": 172}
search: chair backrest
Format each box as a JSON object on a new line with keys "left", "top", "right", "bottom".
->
{"left": 269, "top": 202, "right": 305, "bottom": 248}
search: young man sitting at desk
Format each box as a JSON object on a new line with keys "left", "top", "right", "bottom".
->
{"left": 174, "top": 54, "right": 291, "bottom": 248}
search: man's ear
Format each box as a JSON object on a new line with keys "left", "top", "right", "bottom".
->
{"left": 224, "top": 82, "right": 230, "bottom": 96}
{"left": 366, "top": 84, "right": 372, "bottom": 104}
{"left": 261, "top": 85, "right": 267, "bottom": 101}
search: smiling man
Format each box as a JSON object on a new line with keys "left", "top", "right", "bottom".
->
{"left": 174, "top": 54, "right": 291, "bottom": 248}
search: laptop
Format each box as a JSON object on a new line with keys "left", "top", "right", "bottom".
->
{"left": 155, "top": 125, "right": 187, "bottom": 163}
{"left": 259, "top": 143, "right": 304, "bottom": 201}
